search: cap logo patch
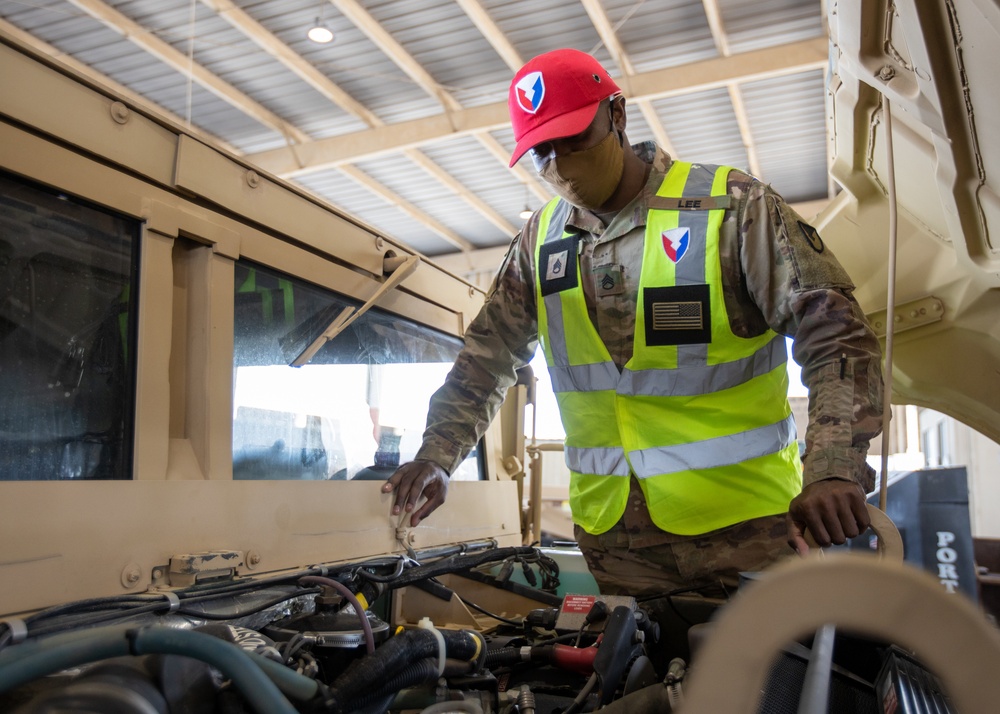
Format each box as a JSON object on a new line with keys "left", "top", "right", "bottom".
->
{"left": 662, "top": 227, "right": 690, "bottom": 263}
{"left": 515, "top": 71, "right": 545, "bottom": 114}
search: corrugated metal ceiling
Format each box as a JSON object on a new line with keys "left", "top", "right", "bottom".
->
{"left": 0, "top": 0, "right": 830, "bottom": 262}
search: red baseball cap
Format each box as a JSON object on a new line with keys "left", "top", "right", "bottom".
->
{"left": 508, "top": 49, "right": 621, "bottom": 167}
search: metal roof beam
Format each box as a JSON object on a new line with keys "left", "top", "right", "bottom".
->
{"left": 403, "top": 148, "right": 516, "bottom": 236}
{"left": 338, "top": 165, "right": 473, "bottom": 252}
{"left": 701, "top": 0, "right": 732, "bottom": 57}
{"left": 701, "top": 0, "right": 762, "bottom": 177}
{"left": 329, "top": 0, "right": 461, "bottom": 113}
{"left": 199, "top": 0, "right": 381, "bottom": 127}
{"left": 65, "top": 0, "right": 310, "bottom": 145}
{"left": 580, "top": 0, "right": 679, "bottom": 161}
{"left": 247, "top": 37, "right": 828, "bottom": 176}
{"left": 454, "top": 0, "right": 524, "bottom": 71}
{"left": 200, "top": 0, "right": 514, "bottom": 241}
{"left": 328, "top": 0, "right": 547, "bottom": 224}
{"left": 0, "top": 18, "right": 238, "bottom": 154}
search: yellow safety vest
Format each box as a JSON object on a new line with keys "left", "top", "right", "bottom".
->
{"left": 534, "top": 161, "right": 802, "bottom": 535}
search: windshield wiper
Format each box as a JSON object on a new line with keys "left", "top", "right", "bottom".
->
{"left": 289, "top": 255, "right": 419, "bottom": 367}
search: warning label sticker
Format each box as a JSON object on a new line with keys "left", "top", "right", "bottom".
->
{"left": 561, "top": 595, "right": 596, "bottom": 614}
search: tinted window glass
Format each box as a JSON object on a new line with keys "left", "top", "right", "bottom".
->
{"left": 0, "top": 172, "right": 138, "bottom": 480}
{"left": 233, "top": 261, "right": 480, "bottom": 482}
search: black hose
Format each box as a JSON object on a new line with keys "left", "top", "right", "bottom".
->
{"left": 342, "top": 657, "right": 440, "bottom": 711}
{"left": 176, "top": 587, "right": 321, "bottom": 620}
{"left": 385, "top": 547, "right": 537, "bottom": 589}
{"left": 457, "top": 595, "right": 522, "bottom": 626}
{"left": 21, "top": 586, "right": 319, "bottom": 640}
{"left": 6, "top": 582, "right": 319, "bottom": 644}
{"left": 484, "top": 648, "right": 522, "bottom": 669}
{"left": 355, "top": 557, "right": 408, "bottom": 583}
{"left": 326, "top": 628, "right": 479, "bottom": 711}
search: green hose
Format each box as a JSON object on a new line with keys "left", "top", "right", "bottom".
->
{"left": 0, "top": 625, "right": 313, "bottom": 714}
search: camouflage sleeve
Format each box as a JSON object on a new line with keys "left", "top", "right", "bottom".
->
{"left": 414, "top": 222, "right": 540, "bottom": 474}
{"left": 739, "top": 179, "right": 884, "bottom": 492}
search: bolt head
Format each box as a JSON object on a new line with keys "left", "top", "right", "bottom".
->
{"left": 110, "top": 101, "right": 130, "bottom": 124}
{"left": 121, "top": 563, "right": 142, "bottom": 588}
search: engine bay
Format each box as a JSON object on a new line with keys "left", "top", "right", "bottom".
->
{"left": 0, "top": 541, "right": 974, "bottom": 714}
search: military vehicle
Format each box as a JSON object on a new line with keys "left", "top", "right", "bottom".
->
{"left": 1, "top": 1, "right": 999, "bottom": 712}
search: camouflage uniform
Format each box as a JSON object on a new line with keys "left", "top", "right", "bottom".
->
{"left": 415, "top": 143, "right": 884, "bottom": 597}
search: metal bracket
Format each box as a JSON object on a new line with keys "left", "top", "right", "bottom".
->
{"left": 167, "top": 550, "right": 244, "bottom": 587}
{"left": 867, "top": 296, "right": 944, "bottom": 338}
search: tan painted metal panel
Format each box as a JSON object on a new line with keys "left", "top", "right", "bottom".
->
{"left": 174, "top": 135, "right": 385, "bottom": 276}
{"left": 0, "top": 480, "right": 522, "bottom": 616}
{"left": 0, "top": 40, "right": 177, "bottom": 188}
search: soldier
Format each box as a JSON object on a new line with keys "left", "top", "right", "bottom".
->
{"left": 384, "top": 48, "right": 883, "bottom": 597}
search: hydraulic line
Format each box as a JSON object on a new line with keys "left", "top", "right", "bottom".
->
{"left": 878, "top": 95, "right": 898, "bottom": 514}
{"left": 796, "top": 624, "right": 836, "bottom": 714}
{"left": 325, "top": 627, "right": 480, "bottom": 712}
{"left": 0, "top": 625, "right": 308, "bottom": 714}
{"left": 343, "top": 657, "right": 441, "bottom": 711}
{"left": 562, "top": 672, "right": 599, "bottom": 714}
{"left": 355, "top": 556, "right": 408, "bottom": 583}
{"left": 176, "top": 587, "right": 321, "bottom": 620}
{"left": 387, "top": 546, "right": 538, "bottom": 589}
{"left": 299, "top": 575, "right": 375, "bottom": 655}
{"left": 18, "top": 586, "right": 319, "bottom": 641}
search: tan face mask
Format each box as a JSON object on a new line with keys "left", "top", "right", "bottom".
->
{"left": 539, "top": 130, "right": 625, "bottom": 210}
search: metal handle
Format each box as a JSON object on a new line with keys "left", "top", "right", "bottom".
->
{"left": 804, "top": 503, "right": 903, "bottom": 562}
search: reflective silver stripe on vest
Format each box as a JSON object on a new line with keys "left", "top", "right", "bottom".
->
{"left": 541, "top": 200, "right": 574, "bottom": 367}
{"left": 673, "top": 164, "right": 716, "bottom": 368}
{"left": 629, "top": 413, "right": 797, "bottom": 478}
{"left": 619, "top": 334, "right": 786, "bottom": 397}
{"left": 549, "top": 361, "right": 620, "bottom": 393}
{"left": 565, "top": 445, "right": 631, "bottom": 477}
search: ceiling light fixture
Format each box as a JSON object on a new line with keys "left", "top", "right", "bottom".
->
{"left": 307, "top": 18, "right": 334, "bottom": 43}
{"left": 519, "top": 184, "right": 533, "bottom": 220}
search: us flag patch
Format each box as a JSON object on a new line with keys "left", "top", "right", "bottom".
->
{"left": 652, "top": 300, "right": 703, "bottom": 330}
{"left": 643, "top": 285, "right": 711, "bottom": 346}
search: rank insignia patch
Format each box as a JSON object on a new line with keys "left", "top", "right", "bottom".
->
{"left": 595, "top": 265, "right": 624, "bottom": 297}
{"left": 538, "top": 236, "right": 579, "bottom": 296}
{"left": 546, "top": 250, "right": 567, "bottom": 281}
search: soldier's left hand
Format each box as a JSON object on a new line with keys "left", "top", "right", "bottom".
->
{"left": 786, "top": 478, "right": 871, "bottom": 556}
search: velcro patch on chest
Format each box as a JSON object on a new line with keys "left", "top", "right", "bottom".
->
{"left": 594, "top": 265, "right": 624, "bottom": 297}
{"left": 643, "top": 284, "right": 712, "bottom": 346}
{"left": 539, "top": 235, "right": 579, "bottom": 296}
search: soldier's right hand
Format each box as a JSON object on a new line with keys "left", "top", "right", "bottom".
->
{"left": 382, "top": 459, "right": 449, "bottom": 527}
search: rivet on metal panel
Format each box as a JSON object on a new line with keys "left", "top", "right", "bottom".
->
{"left": 469, "top": 286, "right": 476, "bottom": 297}
{"left": 110, "top": 101, "right": 131, "bottom": 125}
{"left": 246, "top": 170, "right": 261, "bottom": 189}
{"left": 867, "top": 296, "right": 944, "bottom": 338}
{"left": 246, "top": 550, "right": 261, "bottom": 569}
{"left": 375, "top": 236, "right": 384, "bottom": 250}
{"left": 121, "top": 563, "right": 142, "bottom": 589}
{"left": 878, "top": 65, "right": 895, "bottom": 81}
